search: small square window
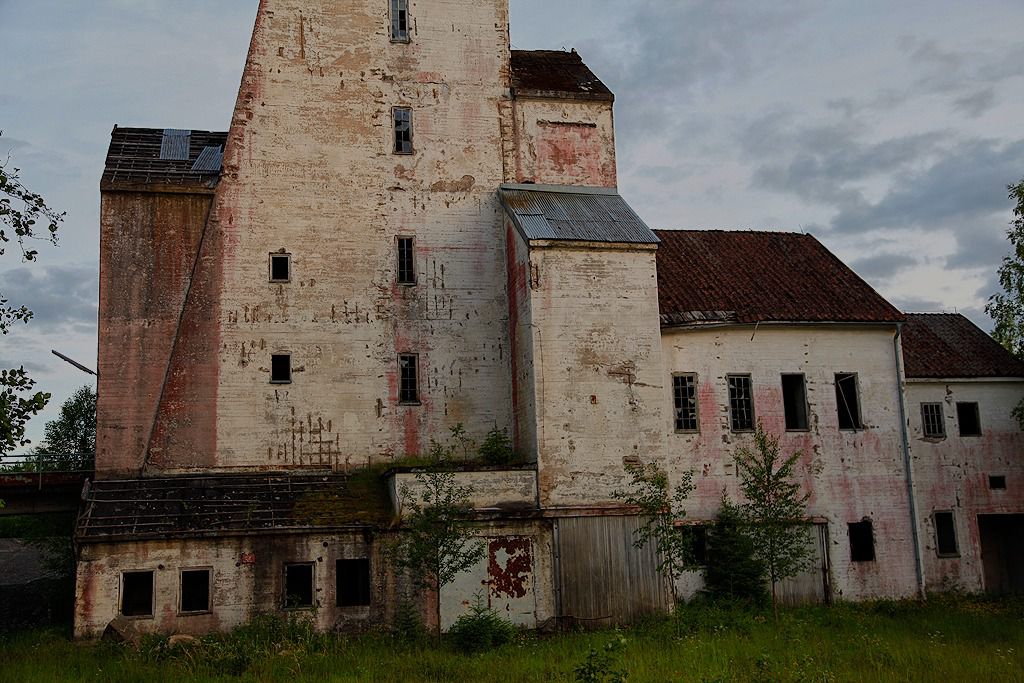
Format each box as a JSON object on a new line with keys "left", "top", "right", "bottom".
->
{"left": 270, "top": 253, "right": 291, "bottom": 282}
{"left": 390, "top": 0, "right": 410, "bottom": 42}
{"left": 835, "top": 373, "right": 863, "bottom": 430}
{"left": 672, "top": 374, "right": 698, "bottom": 432}
{"left": 848, "top": 520, "right": 875, "bottom": 562}
{"left": 180, "top": 569, "right": 212, "bottom": 614}
{"left": 337, "top": 558, "right": 372, "bottom": 607}
{"left": 121, "top": 570, "right": 154, "bottom": 617}
{"left": 271, "top": 354, "right": 292, "bottom": 384}
{"left": 933, "top": 512, "right": 958, "bottom": 557}
{"left": 989, "top": 475, "right": 1007, "bottom": 490}
{"left": 397, "top": 237, "right": 416, "bottom": 285}
{"left": 921, "top": 403, "right": 945, "bottom": 438}
{"left": 399, "top": 353, "right": 419, "bottom": 404}
{"left": 782, "top": 374, "right": 809, "bottom": 430}
{"left": 727, "top": 374, "right": 754, "bottom": 432}
{"left": 956, "top": 402, "right": 982, "bottom": 436}
{"left": 393, "top": 107, "right": 413, "bottom": 154}
{"left": 284, "top": 563, "right": 315, "bottom": 609}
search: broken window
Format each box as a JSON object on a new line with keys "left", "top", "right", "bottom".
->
{"left": 336, "top": 558, "right": 372, "bottom": 607}
{"left": 121, "top": 570, "right": 154, "bottom": 617}
{"left": 270, "top": 253, "right": 291, "bottom": 282}
{"left": 390, "top": 0, "right": 410, "bottom": 42}
{"left": 727, "top": 374, "right": 754, "bottom": 432}
{"left": 672, "top": 373, "right": 698, "bottom": 432}
{"left": 781, "top": 374, "right": 809, "bottom": 430}
{"left": 397, "top": 237, "right": 416, "bottom": 285}
{"left": 271, "top": 354, "right": 291, "bottom": 384}
{"left": 989, "top": 475, "right": 1007, "bottom": 490}
{"left": 393, "top": 107, "right": 413, "bottom": 154}
{"left": 680, "top": 524, "right": 708, "bottom": 566}
{"left": 956, "top": 402, "right": 982, "bottom": 436}
{"left": 835, "top": 373, "right": 862, "bottom": 430}
{"left": 283, "top": 563, "right": 315, "bottom": 609}
{"left": 180, "top": 569, "right": 212, "bottom": 614}
{"left": 399, "top": 353, "right": 419, "bottom": 404}
{"left": 848, "top": 520, "right": 875, "bottom": 562}
{"left": 933, "top": 512, "right": 958, "bottom": 557}
{"left": 921, "top": 403, "right": 945, "bottom": 438}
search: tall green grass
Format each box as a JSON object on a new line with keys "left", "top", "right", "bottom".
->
{"left": 2, "top": 594, "right": 1022, "bottom": 682}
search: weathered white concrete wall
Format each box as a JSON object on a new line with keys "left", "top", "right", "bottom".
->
{"left": 906, "top": 378, "right": 1024, "bottom": 592}
{"left": 511, "top": 98, "right": 617, "bottom": 187}
{"left": 661, "top": 324, "right": 919, "bottom": 600}
{"left": 389, "top": 468, "right": 537, "bottom": 514}
{"left": 506, "top": 219, "right": 539, "bottom": 460}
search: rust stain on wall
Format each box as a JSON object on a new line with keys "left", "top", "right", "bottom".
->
{"left": 487, "top": 537, "right": 532, "bottom": 599}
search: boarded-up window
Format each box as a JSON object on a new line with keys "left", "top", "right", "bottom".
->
{"left": 270, "top": 253, "right": 291, "bottom": 282}
{"left": 271, "top": 354, "right": 291, "bottom": 384}
{"left": 390, "top": 0, "right": 410, "bottom": 42}
{"left": 727, "top": 374, "right": 754, "bottom": 432}
{"left": 399, "top": 354, "right": 419, "bottom": 404}
{"left": 336, "top": 558, "right": 372, "bottom": 607}
{"left": 672, "top": 374, "right": 698, "bottom": 432}
{"left": 835, "top": 373, "right": 862, "bottom": 430}
{"left": 180, "top": 569, "right": 211, "bottom": 613}
{"left": 284, "top": 563, "right": 314, "bottom": 609}
{"left": 921, "top": 403, "right": 945, "bottom": 438}
{"left": 933, "top": 512, "right": 958, "bottom": 557}
{"left": 393, "top": 107, "right": 412, "bottom": 154}
{"left": 956, "top": 402, "right": 982, "bottom": 436}
{"left": 848, "top": 520, "right": 875, "bottom": 562}
{"left": 121, "top": 570, "right": 154, "bottom": 617}
{"left": 782, "top": 374, "right": 808, "bottom": 430}
{"left": 397, "top": 237, "right": 416, "bottom": 285}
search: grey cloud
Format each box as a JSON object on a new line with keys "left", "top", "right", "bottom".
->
{"left": 953, "top": 88, "right": 997, "bottom": 118}
{"left": 946, "top": 225, "right": 1010, "bottom": 270}
{"left": 0, "top": 264, "right": 97, "bottom": 333}
{"left": 849, "top": 253, "right": 918, "bottom": 284}
{"left": 0, "top": 359, "right": 49, "bottom": 374}
{"left": 890, "top": 296, "right": 946, "bottom": 313}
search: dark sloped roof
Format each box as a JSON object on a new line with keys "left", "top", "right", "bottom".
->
{"left": 76, "top": 473, "right": 392, "bottom": 541}
{"left": 500, "top": 185, "right": 659, "bottom": 245}
{"left": 655, "top": 230, "right": 904, "bottom": 326}
{"left": 511, "top": 50, "right": 614, "bottom": 101}
{"left": 901, "top": 313, "right": 1024, "bottom": 379}
{"left": 102, "top": 126, "right": 227, "bottom": 190}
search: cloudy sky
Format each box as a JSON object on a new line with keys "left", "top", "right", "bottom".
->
{"left": 1, "top": 0, "right": 1022, "bottom": 450}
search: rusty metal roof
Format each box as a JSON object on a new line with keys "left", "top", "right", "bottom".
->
{"left": 500, "top": 185, "right": 659, "bottom": 245}
{"left": 511, "top": 50, "right": 614, "bottom": 101}
{"left": 655, "top": 230, "right": 904, "bottom": 327}
{"left": 76, "top": 473, "right": 393, "bottom": 541}
{"left": 902, "top": 313, "right": 1024, "bottom": 379}
{"left": 102, "top": 126, "right": 227, "bottom": 190}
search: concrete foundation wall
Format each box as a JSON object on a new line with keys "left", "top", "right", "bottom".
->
{"left": 389, "top": 468, "right": 538, "bottom": 513}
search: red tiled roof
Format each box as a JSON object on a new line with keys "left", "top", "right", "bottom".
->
{"left": 510, "top": 50, "right": 614, "bottom": 101}
{"left": 901, "top": 313, "right": 1024, "bottom": 378}
{"left": 654, "top": 230, "right": 904, "bottom": 326}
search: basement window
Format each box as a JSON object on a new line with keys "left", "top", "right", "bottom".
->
{"left": 121, "top": 570, "right": 154, "bottom": 618}
{"left": 921, "top": 403, "right": 945, "bottom": 439}
{"left": 933, "top": 512, "right": 958, "bottom": 557}
{"left": 399, "top": 353, "right": 419, "bottom": 404}
{"left": 989, "top": 475, "right": 1007, "bottom": 490}
{"left": 397, "top": 237, "right": 416, "bottom": 285}
{"left": 781, "top": 374, "right": 809, "bottom": 431}
{"left": 390, "top": 0, "right": 410, "bottom": 42}
{"left": 848, "top": 520, "right": 875, "bottom": 562}
{"left": 271, "top": 354, "right": 292, "bottom": 384}
{"left": 393, "top": 107, "right": 413, "bottom": 154}
{"left": 835, "top": 373, "right": 863, "bottom": 430}
{"left": 337, "top": 558, "right": 372, "bottom": 607}
{"left": 727, "top": 374, "right": 754, "bottom": 432}
{"left": 270, "top": 253, "right": 291, "bottom": 283}
{"left": 179, "top": 569, "right": 212, "bottom": 614}
{"left": 956, "top": 402, "right": 982, "bottom": 436}
{"left": 672, "top": 373, "right": 698, "bottom": 432}
{"left": 283, "top": 563, "right": 315, "bottom": 609}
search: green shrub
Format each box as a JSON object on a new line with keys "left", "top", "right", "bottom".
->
{"left": 393, "top": 600, "right": 427, "bottom": 643}
{"left": 703, "top": 496, "right": 768, "bottom": 605}
{"left": 573, "top": 634, "right": 628, "bottom": 683}
{"left": 478, "top": 427, "right": 515, "bottom": 466}
{"left": 446, "top": 593, "right": 516, "bottom": 653}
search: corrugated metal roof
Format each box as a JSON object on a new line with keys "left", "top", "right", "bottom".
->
{"left": 191, "top": 145, "right": 224, "bottom": 172}
{"left": 499, "top": 186, "right": 659, "bottom": 245}
{"left": 902, "top": 313, "right": 1024, "bottom": 378}
{"left": 159, "top": 128, "right": 191, "bottom": 160}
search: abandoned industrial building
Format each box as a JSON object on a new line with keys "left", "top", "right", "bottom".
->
{"left": 76, "top": 0, "right": 1024, "bottom": 637}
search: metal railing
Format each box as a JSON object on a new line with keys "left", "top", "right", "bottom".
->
{"left": 0, "top": 453, "right": 95, "bottom": 475}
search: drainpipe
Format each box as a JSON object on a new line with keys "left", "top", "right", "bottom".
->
{"left": 894, "top": 323, "right": 926, "bottom": 600}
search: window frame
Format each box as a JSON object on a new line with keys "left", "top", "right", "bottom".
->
{"left": 282, "top": 562, "right": 316, "bottom": 610}
{"left": 392, "top": 106, "right": 413, "bottom": 155}
{"left": 269, "top": 252, "right": 291, "bottom": 283}
{"left": 178, "top": 567, "right": 213, "bottom": 615}
{"left": 396, "top": 236, "right": 416, "bottom": 286}
{"left": 932, "top": 511, "right": 959, "bottom": 558}
{"left": 781, "top": 373, "right": 810, "bottom": 432}
{"left": 120, "top": 569, "right": 155, "bottom": 619}
{"left": 672, "top": 372, "right": 699, "bottom": 433}
{"left": 848, "top": 519, "right": 875, "bottom": 563}
{"left": 398, "top": 353, "right": 420, "bottom": 405}
{"left": 336, "top": 557, "right": 373, "bottom": 608}
{"left": 390, "top": 0, "right": 411, "bottom": 43}
{"left": 956, "top": 402, "right": 982, "bottom": 437}
{"left": 920, "top": 402, "right": 946, "bottom": 439}
{"left": 270, "top": 353, "right": 292, "bottom": 385}
{"left": 834, "top": 372, "right": 864, "bottom": 431}
{"left": 727, "top": 374, "right": 755, "bottom": 433}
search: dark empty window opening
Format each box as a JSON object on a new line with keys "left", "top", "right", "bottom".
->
{"left": 399, "top": 354, "right": 419, "bottom": 404}
{"left": 391, "top": 0, "right": 410, "bottom": 42}
{"left": 933, "top": 512, "right": 958, "bottom": 557}
{"left": 337, "top": 558, "right": 372, "bottom": 607}
{"left": 848, "top": 520, "right": 875, "bottom": 562}
{"left": 673, "top": 374, "right": 698, "bottom": 432}
{"left": 835, "top": 373, "right": 862, "bottom": 430}
{"left": 782, "top": 374, "right": 809, "bottom": 431}
{"left": 270, "top": 253, "right": 291, "bottom": 282}
{"left": 397, "top": 237, "right": 416, "bottom": 285}
{"left": 284, "top": 563, "right": 315, "bottom": 609}
{"left": 681, "top": 524, "right": 708, "bottom": 567}
{"left": 989, "top": 475, "right": 1007, "bottom": 490}
{"left": 956, "top": 402, "right": 982, "bottom": 436}
{"left": 727, "top": 374, "right": 754, "bottom": 432}
{"left": 180, "top": 569, "right": 212, "bottom": 614}
{"left": 271, "top": 354, "right": 292, "bottom": 384}
{"left": 393, "top": 107, "right": 412, "bottom": 154}
{"left": 921, "top": 403, "right": 945, "bottom": 438}
{"left": 121, "top": 570, "right": 154, "bottom": 617}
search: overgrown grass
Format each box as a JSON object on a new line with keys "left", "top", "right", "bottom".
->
{"left": 2, "top": 594, "right": 1022, "bottom": 682}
